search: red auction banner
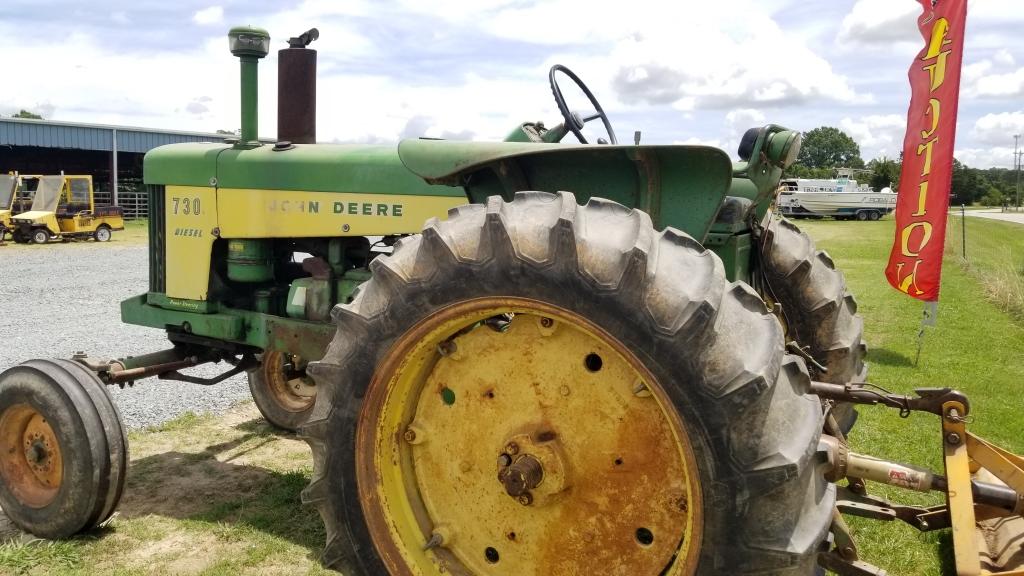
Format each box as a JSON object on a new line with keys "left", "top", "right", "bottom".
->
{"left": 885, "top": 0, "right": 968, "bottom": 301}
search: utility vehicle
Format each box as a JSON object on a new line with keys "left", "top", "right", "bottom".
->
{"left": 10, "top": 174, "right": 124, "bottom": 244}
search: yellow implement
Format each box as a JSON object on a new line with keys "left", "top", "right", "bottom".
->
{"left": 813, "top": 384, "right": 1024, "bottom": 576}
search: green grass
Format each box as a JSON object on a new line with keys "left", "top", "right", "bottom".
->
{"left": 946, "top": 215, "right": 1024, "bottom": 322}
{"left": 797, "top": 217, "right": 1024, "bottom": 575}
{"left": 0, "top": 541, "right": 82, "bottom": 574}
{"left": 119, "top": 218, "right": 149, "bottom": 244}
{"left": 143, "top": 410, "right": 215, "bottom": 433}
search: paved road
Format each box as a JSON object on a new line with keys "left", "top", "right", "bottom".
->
{"left": 957, "top": 208, "right": 1024, "bottom": 225}
{"left": 0, "top": 240, "right": 250, "bottom": 429}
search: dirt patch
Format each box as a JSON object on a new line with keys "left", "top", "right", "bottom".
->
{"left": 120, "top": 404, "right": 311, "bottom": 520}
{"left": 120, "top": 530, "right": 238, "bottom": 574}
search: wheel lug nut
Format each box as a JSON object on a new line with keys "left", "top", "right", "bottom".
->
{"left": 437, "top": 341, "right": 457, "bottom": 357}
{"left": 505, "top": 442, "right": 519, "bottom": 455}
{"left": 403, "top": 424, "right": 425, "bottom": 445}
{"left": 497, "top": 453, "right": 512, "bottom": 467}
{"left": 423, "top": 532, "right": 444, "bottom": 550}
{"left": 517, "top": 492, "right": 533, "bottom": 506}
{"left": 540, "top": 317, "right": 553, "bottom": 328}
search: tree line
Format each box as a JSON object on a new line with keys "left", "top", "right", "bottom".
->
{"left": 787, "top": 126, "right": 1021, "bottom": 206}
{"left": 1, "top": 110, "right": 43, "bottom": 119}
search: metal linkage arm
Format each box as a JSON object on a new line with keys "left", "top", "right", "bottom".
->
{"left": 810, "top": 381, "right": 970, "bottom": 417}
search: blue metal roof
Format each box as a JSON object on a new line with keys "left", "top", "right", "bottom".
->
{"left": 0, "top": 117, "right": 233, "bottom": 154}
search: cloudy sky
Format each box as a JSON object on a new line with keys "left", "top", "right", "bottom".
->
{"left": 1, "top": 0, "right": 1022, "bottom": 168}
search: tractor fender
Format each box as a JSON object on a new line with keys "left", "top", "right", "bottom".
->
{"left": 398, "top": 139, "right": 735, "bottom": 241}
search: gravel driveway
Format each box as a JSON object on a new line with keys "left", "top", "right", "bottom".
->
{"left": 0, "top": 240, "right": 251, "bottom": 429}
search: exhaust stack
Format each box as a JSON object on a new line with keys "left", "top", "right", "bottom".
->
{"left": 227, "top": 26, "right": 270, "bottom": 145}
{"left": 277, "top": 28, "right": 319, "bottom": 144}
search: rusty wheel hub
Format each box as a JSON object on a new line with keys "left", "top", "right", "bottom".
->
{"left": 356, "top": 298, "right": 702, "bottom": 575}
{"left": 263, "top": 350, "right": 316, "bottom": 412}
{"left": 0, "top": 404, "right": 63, "bottom": 508}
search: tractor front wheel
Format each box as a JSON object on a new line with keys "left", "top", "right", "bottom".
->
{"left": 248, "top": 350, "right": 316, "bottom": 431}
{"left": 0, "top": 359, "right": 128, "bottom": 538}
{"left": 31, "top": 229, "right": 49, "bottom": 245}
{"left": 302, "top": 192, "right": 833, "bottom": 575}
{"left": 93, "top": 226, "right": 112, "bottom": 242}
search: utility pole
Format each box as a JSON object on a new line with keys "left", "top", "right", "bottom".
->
{"left": 1016, "top": 134, "right": 1022, "bottom": 209}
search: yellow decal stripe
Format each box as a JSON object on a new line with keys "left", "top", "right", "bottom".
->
{"left": 216, "top": 189, "right": 467, "bottom": 238}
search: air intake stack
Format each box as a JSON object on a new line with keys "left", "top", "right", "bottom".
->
{"left": 227, "top": 26, "right": 270, "bottom": 146}
{"left": 277, "top": 28, "right": 319, "bottom": 144}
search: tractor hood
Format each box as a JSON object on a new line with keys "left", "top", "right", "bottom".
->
{"left": 144, "top": 142, "right": 463, "bottom": 199}
{"left": 398, "top": 139, "right": 735, "bottom": 239}
{"left": 145, "top": 139, "right": 737, "bottom": 241}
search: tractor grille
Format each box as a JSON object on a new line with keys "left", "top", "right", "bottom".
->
{"left": 148, "top": 185, "right": 166, "bottom": 293}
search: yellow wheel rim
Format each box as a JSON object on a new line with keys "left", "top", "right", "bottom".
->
{"left": 263, "top": 350, "right": 316, "bottom": 413}
{"left": 357, "top": 297, "right": 702, "bottom": 575}
{"left": 0, "top": 404, "right": 63, "bottom": 508}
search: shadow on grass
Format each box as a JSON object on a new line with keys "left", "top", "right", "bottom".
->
{"left": 936, "top": 530, "right": 957, "bottom": 576}
{"left": 868, "top": 347, "right": 915, "bottom": 368}
{"left": 116, "top": 419, "right": 324, "bottom": 563}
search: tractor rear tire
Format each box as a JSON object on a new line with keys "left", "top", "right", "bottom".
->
{"left": 762, "top": 217, "right": 868, "bottom": 432}
{"left": 12, "top": 230, "right": 28, "bottom": 244}
{"left": 301, "top": 192, "right": 833, "bottom": 575}
{"left": 248, "top": 350, "right": 316, "bottom": 432}
{"left": 0, "top": 359, "right": 128, "bottom": 539}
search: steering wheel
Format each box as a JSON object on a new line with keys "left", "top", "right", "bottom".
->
{"left": 548, "top": 64, "right": 618, "bottom": 145}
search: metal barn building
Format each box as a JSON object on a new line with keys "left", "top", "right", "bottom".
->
{"left": 0, "top": 117, "right": 233, "bottom": 216}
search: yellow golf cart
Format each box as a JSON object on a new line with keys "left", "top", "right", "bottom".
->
{"left": 10, "top": 175, "right": 124, "bottom": 244}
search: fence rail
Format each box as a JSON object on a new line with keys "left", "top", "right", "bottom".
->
{"left": 94, "top": 191, "right": 148, "bottom": 220}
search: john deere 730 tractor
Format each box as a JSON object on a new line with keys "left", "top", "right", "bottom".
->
{"left": 1, "top": 26, "right": 1022, "bottom": 576}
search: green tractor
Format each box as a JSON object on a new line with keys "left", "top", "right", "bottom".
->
{"left": 2, "top": 26, "right": 1022, "bottom": 576}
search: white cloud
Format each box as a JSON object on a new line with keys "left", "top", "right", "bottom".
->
{"left": 970, "top": 0, "right": 1024, "bottom": 24}
{"left": 193, "top": 6, "right": 224, "bottom": 26}
{"left": 962, "top": 48, "right": 1024, "bottom": 100}
{"left": 971, "top": 112, "right": 1024, "bottom": 146}
{"left": 971, "top": 68, "right": 1024, "bottom": 99}
{"left": 994, "top": 49, "right": 1016, "bottom": 67}
{"left": 837, "top": 0, "right": 918, "bottom": 46}
{"left": 0, "top": 28, "right": 238, "bottom": 131}
{"left": 261, "top": 1, "right": 373, "bottom": 60}
{"left": 839, "top": 114, "right": 907, "bottom": 159}
{"left": 726, "top": 108, "right": 765, "bottom": 127}
{"left": 426, "top": 1, "right": 869, "bottom": 111}
{"left": 953, "top": 147, "right": 1016, "bottom": 169}
{"left": 673, "top": 136, "right": 724, "bottom": 148}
